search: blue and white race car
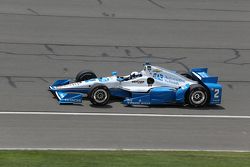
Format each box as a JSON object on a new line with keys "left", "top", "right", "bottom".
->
{"left": 49, "top": 63, "right": 222, "bottom": 107}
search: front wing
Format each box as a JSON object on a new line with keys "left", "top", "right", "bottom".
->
{"left": 49, "top": 80, "right": 84, "bottom": 104}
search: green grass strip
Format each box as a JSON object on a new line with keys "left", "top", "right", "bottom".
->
{"left": 0, "top": 151, "right": 250, "bottom": 167}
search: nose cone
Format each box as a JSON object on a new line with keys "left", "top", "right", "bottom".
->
{"left": 49, "top": 85, "right": 56, "bottom": 91}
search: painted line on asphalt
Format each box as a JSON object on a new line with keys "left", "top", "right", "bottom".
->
{"left": 0, "top": 112, "right": 250, "bottom": 119}
{"left": 0, "top": 148, "right": 249, "bottom": 152}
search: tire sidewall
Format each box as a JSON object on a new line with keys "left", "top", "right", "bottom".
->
{"left": 76, "top": 70, "right": 97, "bottom": 82}
{"left": 188, "top": 85, "right": 208, "bottom": 107}
{"left": 180, "top": 73, "right": 194, "bottom": 80}
{"left": 89, "top": 84, "right": 110, "bottom": 106}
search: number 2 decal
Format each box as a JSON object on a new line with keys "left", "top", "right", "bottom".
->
{"left": 214, "top": 89, "right": 220, "bottom": 98}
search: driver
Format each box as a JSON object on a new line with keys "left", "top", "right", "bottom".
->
{"left": 129, "top": 71, "right": 142, "bottom": 79}
{"left": 119, "top": 71, "right": 142, "bottom": 81}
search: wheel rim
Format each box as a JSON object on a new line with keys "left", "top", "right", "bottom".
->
{"left": 93, "top": 89, "right": 108, "bottom": 103}
{"left": 191, "top": 90, "right": 206, "bottom": 105}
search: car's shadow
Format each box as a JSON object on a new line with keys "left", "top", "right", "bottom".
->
{"left": 89, "top": 104, "right": 113, "bottom": 108}
{"left": 148, "top": 104, "right": 225, "bottom": 111}
{"left": 86, "top": 97, "right": 225, "bottom": 111}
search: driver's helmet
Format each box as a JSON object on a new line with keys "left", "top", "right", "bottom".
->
{"left": 130, "top": 71, "right": 140, "bottom": 79}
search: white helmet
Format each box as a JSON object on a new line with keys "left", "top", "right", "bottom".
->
{"left": 130, "top": 71, "right": 139, "bottom": 76}
{"left": 130, "top": 71, "right": 140, "bottom": 79}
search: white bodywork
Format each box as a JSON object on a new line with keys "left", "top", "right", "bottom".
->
{"left": 54, "top": 65, "right": 198, "bottom": 92}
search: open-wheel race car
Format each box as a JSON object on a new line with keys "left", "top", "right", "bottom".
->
{"left": 49, "top": 63, "right": 222, "bottom": 107}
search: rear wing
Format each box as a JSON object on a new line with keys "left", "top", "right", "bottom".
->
{"left": 191, "top": 68, "right": 218, "bottom": 83}
{"left": 190, "top": 68, "right": 222, "bottom": 105}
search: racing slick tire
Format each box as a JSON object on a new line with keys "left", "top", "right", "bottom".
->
{"left": 180, "top": 72, "right": 194, "bottom": 80}
{"left": 186, "top": 84, "right": 209, "bottom": 107}
{"left": 89, "top": 84, "right": 110, "bottom": 106}
{"left": 75, "top": 70, "right": 97, "bottom": 82}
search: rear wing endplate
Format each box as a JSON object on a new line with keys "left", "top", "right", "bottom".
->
{"left": 191, "top": 68, "right": 218, "bottom": 83}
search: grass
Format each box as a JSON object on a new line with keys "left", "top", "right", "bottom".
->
{"left": 0, "top": 150, "right": 250, "bottom": 167}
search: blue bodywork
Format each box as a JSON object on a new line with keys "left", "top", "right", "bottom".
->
{"left": 191, "top": 68, "right": 222, "bottom": 105}
{"left": 122, "top": 87, "right": 176, "bottom": 105}
{"left": 121, "top": 68, "right": 222, "bottom": 106}
{"left": 50, "top": 80, "right": 87, "bottom": 104}
{"left": 49, "top": 68, "right": 222, "bottom": 106}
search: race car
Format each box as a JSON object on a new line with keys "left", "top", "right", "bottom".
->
{"left": 49, "top": 63, "right": 222, "bottom": 107}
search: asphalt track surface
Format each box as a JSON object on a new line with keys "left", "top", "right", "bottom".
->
{"left": 0, "top": 0, "right": 250, "bottom": 151}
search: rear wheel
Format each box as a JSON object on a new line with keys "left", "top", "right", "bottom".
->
{"left": 180, "top": 73, "right": 194, "bottom": 80}
{"left": 75, "top": 70, "right": 97, "bottom": 82}
{"left": 186, "top": 84, "right": 209, "bottom": 107}
{"left": 89, "top": 84, "right": 110, "bottom": 106}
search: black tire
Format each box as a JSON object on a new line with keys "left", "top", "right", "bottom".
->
{"left": 75, "top": 70, "right": 97, "bottom": 82}
{"left": 180, "top": 73, "right": 194, "bottom": 80}
{"left": 186, "top": 84, "right": 209, "bottom": 107}
{"left": 88, "top": 84, "right": 110, "bottom": 106}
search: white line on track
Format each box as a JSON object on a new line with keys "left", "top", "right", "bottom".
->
{"left": 0, "top": 112, "right": 250, "bottom": 119}
{"left": 0, "top": 148, "right": 249, "bottom": 152}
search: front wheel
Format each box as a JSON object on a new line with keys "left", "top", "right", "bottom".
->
{"left": 187, "top": 85, "right": 209, "bottom": 107}
{"left": 75, "top": 70, "right": 97, "bottom": 82}
{"left": 89, "top": 84, "right": 110, "bottom": 106}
